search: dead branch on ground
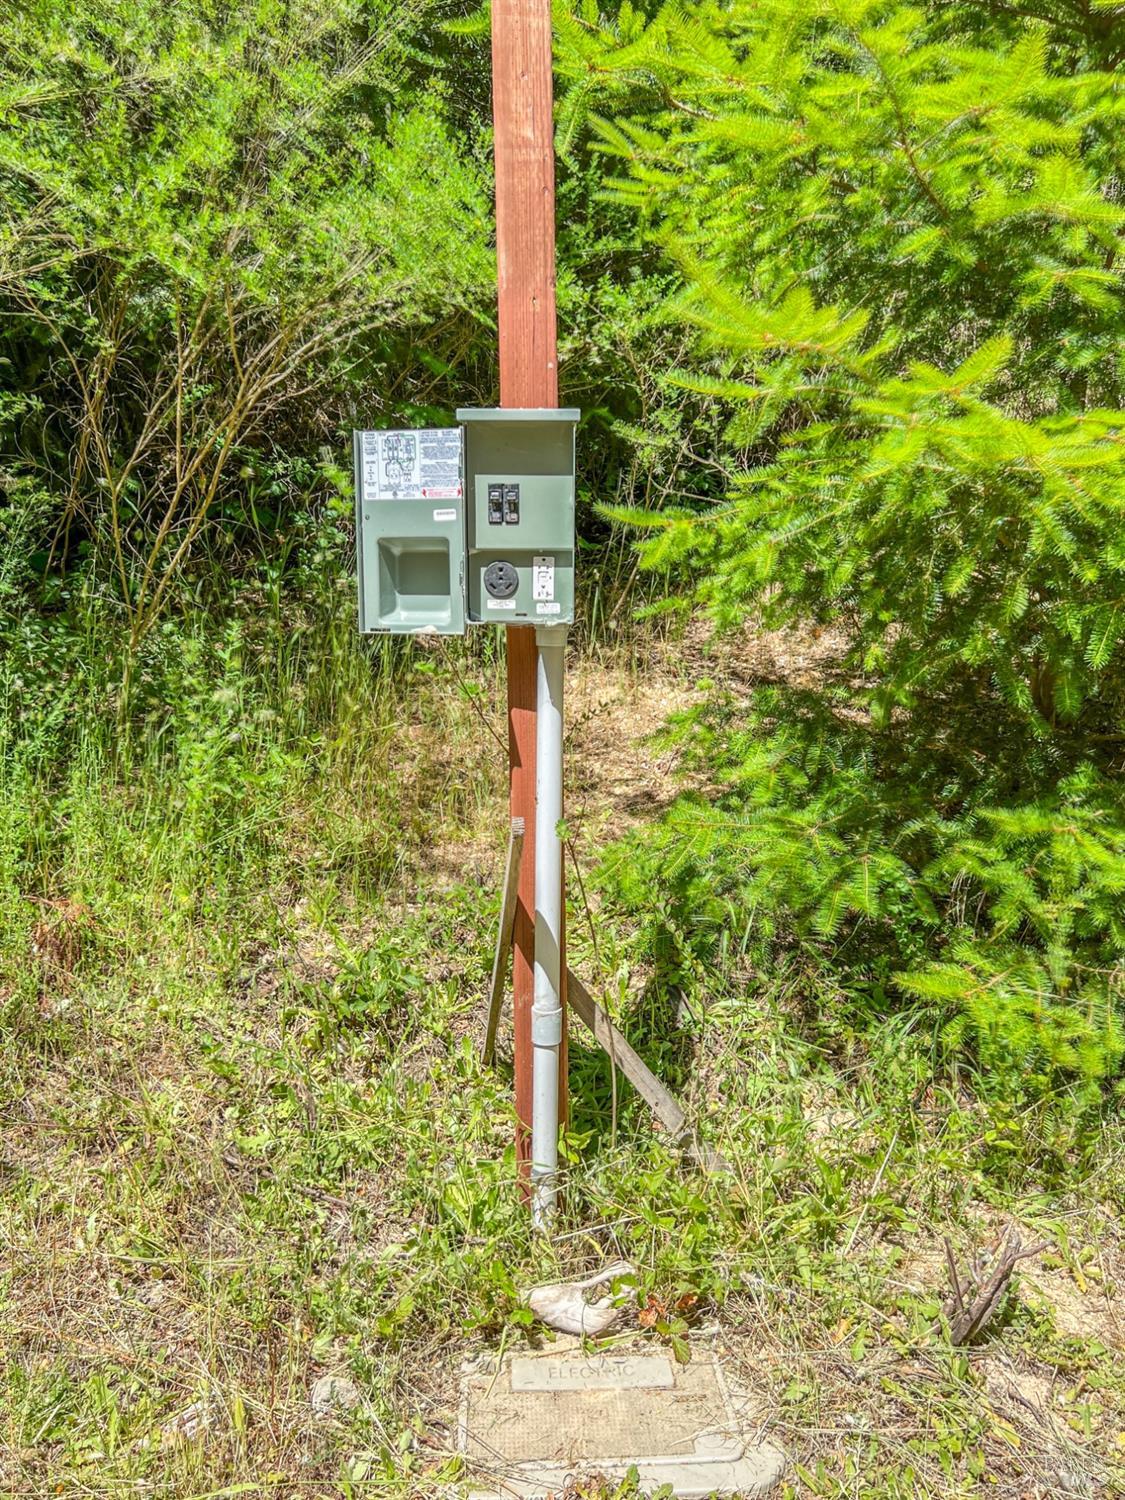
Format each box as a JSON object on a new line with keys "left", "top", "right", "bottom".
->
{"left": 942, "top": 1227, "right": 1048, "bottom": 1345}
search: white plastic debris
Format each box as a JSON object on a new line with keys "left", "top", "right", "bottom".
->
{"left": 160, "top": 1398, "right": 214, "bottom": 1446}
{"left": 525, "top": 1260, "right": 635, "bottom": 1335}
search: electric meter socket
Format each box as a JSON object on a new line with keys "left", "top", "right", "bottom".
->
{"left": 354, "top": 427, "right": 467, "bottom": 635}
{"left": 457, "top": 407, "right": 580, "bottom": 626}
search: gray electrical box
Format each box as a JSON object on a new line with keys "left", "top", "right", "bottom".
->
{"left": 354, "top": 427, "right": 466, "bottom": 635}
{"left": 354, "top": 409, "right": 580, "bottom": 634}
{"left": 457, "top": 407, "right": 580, "bottom": 626}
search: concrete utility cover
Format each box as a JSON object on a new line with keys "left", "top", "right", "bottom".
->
{"left": 460, "top": 1344, "right": 783, "bottom": 1498}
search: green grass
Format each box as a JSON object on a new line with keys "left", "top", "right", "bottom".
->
{"left": 2, "top": 619, "right": 1124, "bottom": 1499}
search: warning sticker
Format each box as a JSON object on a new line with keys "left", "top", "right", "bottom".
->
{"left": 486, "top": 598, "right": 517, "bottom": 611}
{"left": 536, "top": 601, "right": 562, "bottom": 615}
{"left": 360, "top": 428, "right": 463, "bottom": 501}
{"left": 532, "top": 555, "right": 556, "bottom": 602}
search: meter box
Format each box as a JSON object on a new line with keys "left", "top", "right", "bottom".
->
{"left": 456, "top": 407, "right": 580, "bottom": 626}
{"left": 354, "top": 427, "right": 466, "bottom": 635}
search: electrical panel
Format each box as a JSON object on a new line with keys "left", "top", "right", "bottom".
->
{"left": 354, "top": 427, "right": 466, "bottom": 635}
{"left": 457, "top": 407, "right": 580, "bottom": 626}
{"left": 354, "top": 409, "right": 579, "bottom": 634}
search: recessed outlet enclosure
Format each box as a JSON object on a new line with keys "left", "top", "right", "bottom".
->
{"left": 354, "top": 428, "right": 466, "bottom": 635}
{"left": 456, "top": 408, "right": 580, "bottom": 626}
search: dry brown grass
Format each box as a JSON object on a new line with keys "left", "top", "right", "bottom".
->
{"left": 3, "top": 629, "right": 1125, "bottom": 1499}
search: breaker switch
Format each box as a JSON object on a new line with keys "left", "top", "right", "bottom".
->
{"left": 487, "top": 483, "right": 504, "bottom": 525}
{"left": 503, "top": 484, "right": 520, "bottom": 524}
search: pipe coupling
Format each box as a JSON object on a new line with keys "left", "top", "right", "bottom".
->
{"left": 531, "top": 1008, "right": 563, "bottom": 1045}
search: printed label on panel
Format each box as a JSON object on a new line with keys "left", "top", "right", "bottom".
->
{"left": 361, "top": 428, "right": 463, "bottom": 501}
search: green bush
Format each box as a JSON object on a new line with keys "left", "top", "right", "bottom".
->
{"left": 601, "top": 701, "right": 1125, "bottom": 1089}
{"left": 564, "top": 0, "right": 1125, "bottom": 1088}
{"left": 0, "top": 0, "right": 494, "bottom": 676}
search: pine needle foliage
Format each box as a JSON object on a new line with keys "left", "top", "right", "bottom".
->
{"left": 563, "top": 0, "right": 1125, "bottom": 1089}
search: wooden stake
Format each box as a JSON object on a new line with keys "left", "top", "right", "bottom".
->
{"left": 483, "top": 819, "right": 525, "bottom": 1066}
{"left": 491, "top": 0, "right": 565, "bottom": 1180}
{"left": 566, "top": 968, "right": 728, "bottom": 1173}
{"left": 565, "top": 968, "right": 687, "bottom": 1140}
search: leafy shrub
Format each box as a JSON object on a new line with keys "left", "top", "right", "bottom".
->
{"left": 562, "top": 0, "right": 1125, "bottom": 1087}
{"left": 0, "top": 0, "right": 494, "bottom": 674}
{"left": 904, "top": 772, "right": 1125, "bottom": 1086}
{"left": 602, "top": 704, "right": 1125, "bottom": 1090}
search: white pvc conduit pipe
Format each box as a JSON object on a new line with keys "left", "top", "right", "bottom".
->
{"left": 531, "top": 624, "right": 567, "bottom": 1226}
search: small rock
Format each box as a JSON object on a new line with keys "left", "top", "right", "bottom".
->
{"left": 310, "top": 1374, "right": 361, "bottom": 1416}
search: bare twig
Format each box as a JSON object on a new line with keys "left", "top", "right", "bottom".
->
{"left": 941, "top": 1228, "right": 1049, "bottom": 1345}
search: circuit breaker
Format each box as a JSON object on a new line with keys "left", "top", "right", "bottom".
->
{"left": 354, "top": 427, "right": 466, "bottom": 635}
{"left": 456, "top": 407, "right": 580, "bottom": 626}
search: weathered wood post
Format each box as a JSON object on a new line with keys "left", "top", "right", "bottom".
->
{"left": 490, "top": 0, "right": 567, "bottom": 1185}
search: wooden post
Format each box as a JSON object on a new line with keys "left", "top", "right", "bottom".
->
{"left": 491, "top": 0, "right": 565, "bottom": 1181}
{"left": 492, "top": 0, "right": 558, "bottom": 410}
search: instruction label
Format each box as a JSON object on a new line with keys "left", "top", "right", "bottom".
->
{"left": 532, "top": 555, "right": 556, "bottom": 601}
{"left": 360, "top": 428, "right": 463, "bottom": 501}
